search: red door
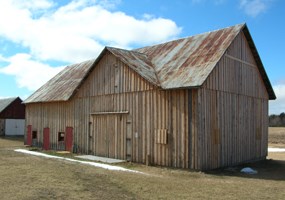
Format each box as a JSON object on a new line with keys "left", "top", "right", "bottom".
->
{"left": 65, "top": 127, "right": 73, "bottom": 152}
{"left": 26, "top": 125, "right": 32, "bottom": 146}
{"left": 43, "top": 128, "right": 50, "bottom": 150}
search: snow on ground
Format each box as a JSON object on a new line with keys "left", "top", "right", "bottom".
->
{"left": 268, "top": 147, "right": 285, "bottom": 152}
{"left": 14, "top": 149, "right": 146, "bottom": 174}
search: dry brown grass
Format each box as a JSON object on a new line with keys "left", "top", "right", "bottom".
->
{"left": 0, "top": 135, "right": 284, "bottom": 200}
{"left": 269, "top": 127, "right": 285, "bottom": 147}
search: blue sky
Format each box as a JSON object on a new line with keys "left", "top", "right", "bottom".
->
{"left": 0, "top": 0, "right": 284, "bottom": 114}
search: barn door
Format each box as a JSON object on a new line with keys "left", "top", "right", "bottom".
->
{"left": 43, "top": 128, "right": 50, "bottom": 150}
{"left": 65, "top": 127, "right": 73, "bottom": 152}
{"left": 92, "top": 115, "right": 127, "bottom": 159}
{"left": 26, "top": 125, "right": 32, "bottom": 146}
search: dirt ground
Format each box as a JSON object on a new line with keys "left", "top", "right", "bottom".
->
{"left": 0, "top": 129, "right": 284, "bottom": 200}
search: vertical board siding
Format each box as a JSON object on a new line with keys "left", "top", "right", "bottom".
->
{"left": 88, "top": 90, "right": 189, "bottom": 168}
{"left": 25, "top": 101, "right": 75, "bottom": 151}
{"left": 77, "top": 52, "right": 156, "bottom": 98}
{"left": 26, "top": 53, "right": 190, "bottom": 169}
{"left": 196, "top": 32, "right": 269, "bottom": 170}
{"left": 26, "top": 31, "right": 270, "bottom": 170}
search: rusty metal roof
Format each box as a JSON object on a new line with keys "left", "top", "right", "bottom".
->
{"left": 107, "top": 47, "right": 160, "bottom": 86}
{"left": 136, "top": 23, "right": 244, "bottom": 89}
{"left": 24, "top": 59, "right": 95, "bottom": 103}
{"left": 24, "top": 23, "right": 275, "bottom": 103}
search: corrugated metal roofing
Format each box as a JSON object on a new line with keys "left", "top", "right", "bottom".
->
{"left": 24, "top": 59, "right": 95, "bottom": 103}
{"left": 136, "top": 23, "right": 244, "bottom": 89}
{"left": 107, "top": 47, "right": 160, "bottom": 86}
{"left": 24, "top": 23, "right": 275, "bottom": 103}
{"left": 0, "top": 97, "right": 18, "bottom": 113}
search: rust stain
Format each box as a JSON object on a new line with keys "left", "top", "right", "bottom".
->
{"left": 25, "top": 24, "right": 253, "bottom": 103}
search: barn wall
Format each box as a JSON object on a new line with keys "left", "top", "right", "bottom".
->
{"left": 25, "top": 101, "right": 75, "bottom": 149}
{"left": 195, "top": 31, "right": 269, "bottom": 170}
{"left": 75, "top": 53, "right": 190, "bottom": 168}
{"left": 77, "top": 52, "right": 156, "bottom": 98}
{"left": 0, "top": 119, "right": 5, "bottom": 136}
{"left": 0, "top": 98, "right": 25, "bottom": 119}
{"left": 87, "top": 90, "right": 189, "bottom": 168}
{"left": 25, "top": 53, "right": 190, "bottom": 169}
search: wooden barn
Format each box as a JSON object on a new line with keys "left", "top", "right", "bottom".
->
{"left": 0, "top": 97, "right": 25, "bottom": 136}
{"left": 24, "top": 23, "right": 275, "bottom": 170}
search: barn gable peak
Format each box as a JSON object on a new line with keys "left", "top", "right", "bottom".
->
{"left": 24, "top": 23, "right": 275, "bottom": 103}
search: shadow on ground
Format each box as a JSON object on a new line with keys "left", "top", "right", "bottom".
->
{"left": 206, "top": 158, "right": 285, "bottom": 181}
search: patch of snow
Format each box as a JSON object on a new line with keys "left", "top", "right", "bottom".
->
{"left": 268, "top": 148, "right": 285, "bottom": 152}
{"left": 75, "top": 155, "right": 125, "bottom": 164}
{"left": 240, "top": 167, "right": 258, "bottom": 174}
{"left": 14, "top": 149, "right": 146, "bottom": 174}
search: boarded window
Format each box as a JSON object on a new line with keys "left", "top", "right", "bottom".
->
{"left": 58, "top": 132, "right": 65, "bottom": 142}
{"left": 155, "top": 129, "right": 168, "bottom": 144}
{"left": 32, "top": 131, "right": 37, "bottom": 139}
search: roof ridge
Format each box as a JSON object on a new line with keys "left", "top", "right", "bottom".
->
{"left": 135, "top": 23, "right": 245, "bottom": 51}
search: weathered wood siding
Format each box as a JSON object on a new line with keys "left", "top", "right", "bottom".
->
{"left": 193, "top": 31, "right": 269, "bottom": 170}
{"left": 76, "top": 52, "right": 190, "bottom": 168}
{"left": 87, "top": 90, "right": 189, "bottom": 168}
{"left": 25, "top": 52, "right": 190, "bottom": 168}
{"left": 25, "top": 31, "right": 270, "bottom": 170}
{"left": 25, "top": 102, "right": 74, "bottom": 150}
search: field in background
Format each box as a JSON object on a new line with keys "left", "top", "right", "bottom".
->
{"left": 0, "top": 128, "right": 284, "bottom": 200}
{"left": 268, "top": 127, "right": 285, "bottom": 147}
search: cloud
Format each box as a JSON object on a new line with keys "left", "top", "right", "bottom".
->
{"left": 0, "top": 54, "right": 65, "bottom": 91}
{"left": 0, "top": 0, "right": 181, "bottom": 92}
{"left": 0, "top": 54, "right": 8, "bottom": 62}
{"left": 239, "top": 0, "right": 271, "bottom": 17}
{"left": 0, "top": 0, "right": 181, "bottom": 63}
{"left": 269, "top": 84, "right": 285, "bottom": 114}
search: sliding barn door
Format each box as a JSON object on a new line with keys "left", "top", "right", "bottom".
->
{"left": 92, "top": 115, "right": 128, "bottom": 159}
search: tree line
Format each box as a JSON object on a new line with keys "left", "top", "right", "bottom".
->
{"left": 269, "top": 112, "right": 285, "bottom": 127}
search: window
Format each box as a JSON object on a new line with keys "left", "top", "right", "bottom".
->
{"left": 32, "top": 131, "right": 37, "bottom": 139}
{"left": 58, "top": 132, "right": 65, "bottom": 142}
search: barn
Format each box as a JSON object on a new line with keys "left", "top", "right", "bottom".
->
{"left": 0, "top": 97, "right": 25, "bottom": 136}
{"left": 24, "top": 23, "right": 276, "bottom": 170}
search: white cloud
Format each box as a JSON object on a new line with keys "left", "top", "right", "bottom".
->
{"left": 0, "top": 54, "right": 8, "bottom": 62}
{"left": 0, "top": 0, "right": 181, "bottom": 92}
{"left": 13, "top": 0, "right": 54, "bottom": 10}
{"left": 239, "top": 0, "right": 271, "bottom": 17}
{"left": 0, "top": 54, "right": 65, "bottom": 91}
{"left": 0, "top": 0, "right": 181, "bottom": 63}
{"left": 269, "top": 84, "right": 285, "bottom": 114}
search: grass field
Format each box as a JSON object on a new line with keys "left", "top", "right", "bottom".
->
{"left": 0, "top": 128, "right": 284, "bottom": 200}
{"left": 268, "top": 127, "right": 285, "bottom": 147}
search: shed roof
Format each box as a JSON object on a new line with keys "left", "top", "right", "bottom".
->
{"left": 24, "top": 59, "right": 95, "bottom": 103}
{"left": 24, "top": 23, "right": 275, "bottom": 103}
{"left": 0, "top": 97, "right": 19, "bottom": 113}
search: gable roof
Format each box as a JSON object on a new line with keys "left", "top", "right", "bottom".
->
{"left": 136, "top": 23, "right": 244, "bottom": 89}
{"left": 106, "top": 47, "right": 160, "bottom": 86}
{"left": 24, "top": 23, "right": 275, "bottom": 104}
{"left": 0, "top": 97, "right": 19, "bottom": 113}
